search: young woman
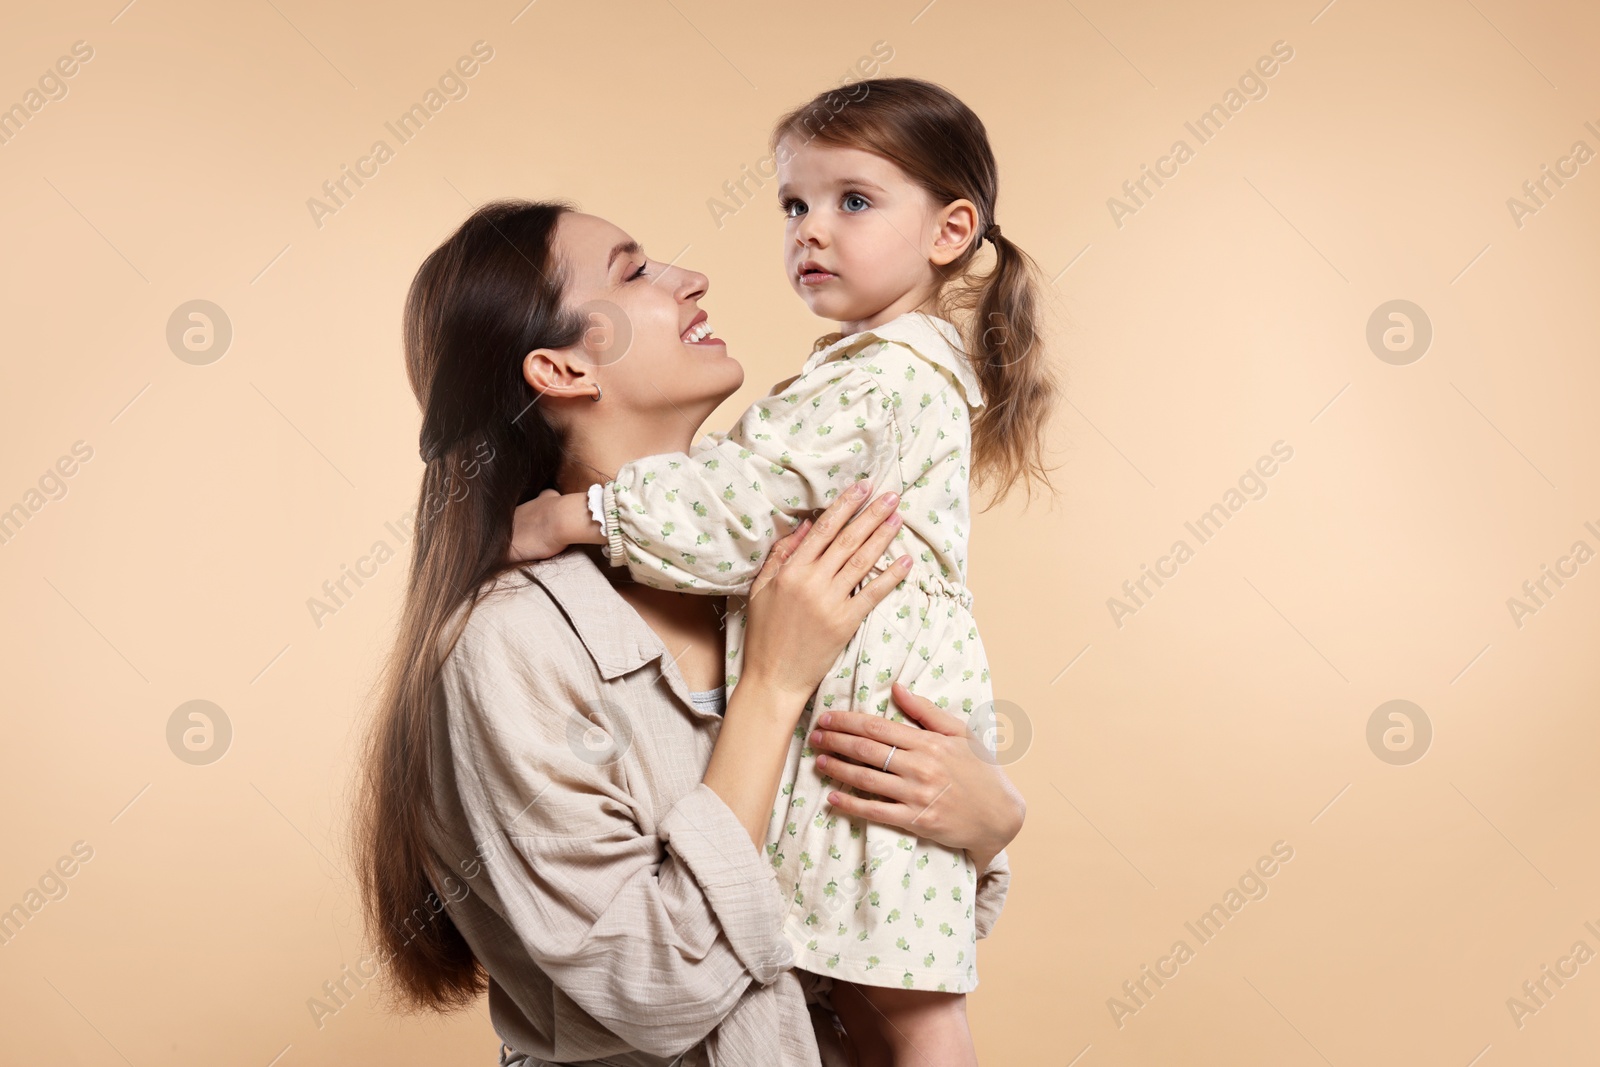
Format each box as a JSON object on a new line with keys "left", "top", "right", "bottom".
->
{"left": 355, "top": 200, "right": 1026, "bottom": 1066}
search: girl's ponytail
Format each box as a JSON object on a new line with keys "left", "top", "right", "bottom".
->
{"left": 966, "top": 225, "right": 1058, "bottom": 506}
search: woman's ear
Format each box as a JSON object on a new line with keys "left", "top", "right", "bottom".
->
{"left": 929, "top": 199, "right": 979, "bottom": 266}
{"left": 522, "top": 346, "right": 598, "bottom": 401}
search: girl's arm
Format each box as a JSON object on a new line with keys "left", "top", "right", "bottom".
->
{"left": 602, "top": 358, "right": 902, "bottom": 594}
{"left": 506, "top": 353, "right": 905, "bottom": 592}
{"left": 689, "top": 377, "right": 797, "bottom": 457}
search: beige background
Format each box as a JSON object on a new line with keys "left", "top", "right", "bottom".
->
{"left": 2, "top": 0, "right": 1597, "bottom": 1063}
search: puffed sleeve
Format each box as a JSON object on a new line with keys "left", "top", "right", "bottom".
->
{"left": 441, "top": 612, "right": 795, "bottom": 1058}
{"left": 691, "top": 428, "right": 729, "bottom": 454}
{"left": 973, "top": 847, "right": 1011, "bottom": 940}
{"left": 600, "top": 353, "right": 904, "bottom": 594}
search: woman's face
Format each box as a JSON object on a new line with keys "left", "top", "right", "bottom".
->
{"left": 534, "top": 211, "right": 743, "bottom": 420}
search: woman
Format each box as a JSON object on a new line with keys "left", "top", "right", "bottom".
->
{"left": 355, "top": 200, "right": 1025, "bottom": 1066}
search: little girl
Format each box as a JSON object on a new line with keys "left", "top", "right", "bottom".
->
{"left": 512, "top": 78, "right": 1055, "bottom": 1064}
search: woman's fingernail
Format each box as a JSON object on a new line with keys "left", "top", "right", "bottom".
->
{"left": 887, "top": 513, "right": 903, "bottom": 528}
{"left": 880, "top": 492, "right": 900, "bottom": 509}
{"left": 897, "top": 555, "right": 912, "bottom": 568}
{"left": 809, "top": 730, "right": 823, "bottom": 745}
{"left": 848, "top": 482, "right": 868, "bottom": 499}
{"left": 817, "top": 713, "right": 831, "bottom": 727}
{"left": 815, "top": 754, "right": 828, "bottom": 768}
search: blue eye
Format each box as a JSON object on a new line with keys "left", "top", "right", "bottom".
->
{"left": 781, "top": 198, "right": 807, "bottom": 218}
{"left": 842, "top": 193, "right": 870, "bottom": 212}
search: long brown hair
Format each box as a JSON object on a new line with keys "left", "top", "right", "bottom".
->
{"left": 354, "top": 199, "right": 584, "bottom": 1010}
{"left": 772, "top": 77, "right": 1059, "bottom": 506}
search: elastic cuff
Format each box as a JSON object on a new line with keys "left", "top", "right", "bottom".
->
{"left": 601, "top": 481, "right": 626, "bottom": 568}
{"left": 659, "top": 783, "right": 792, "bottom": 985}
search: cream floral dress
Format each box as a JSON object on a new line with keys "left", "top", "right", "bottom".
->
{"left": 599, "top": 311, "right": 1000, "bottom": 992}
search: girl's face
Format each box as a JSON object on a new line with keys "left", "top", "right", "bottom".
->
{"left": 535, "top": 211, "right": 743, "bottom": 418}
{"left": 776, "top": 137, "right": 949, "bottom": 332}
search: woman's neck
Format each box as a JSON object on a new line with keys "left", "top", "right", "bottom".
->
{"left": 608, "top": 566, "right": 728, "bottom": 690}
{"left": 553, "top": 428, "right": 699, "bottom": 497}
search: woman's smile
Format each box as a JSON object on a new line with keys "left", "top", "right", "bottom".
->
{"left": 680, "top": 310, "right": 722, "bottom": 346}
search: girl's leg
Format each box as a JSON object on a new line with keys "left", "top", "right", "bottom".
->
{"left": 831, "top": 980, "right": 894, "bottom": 1067}
{"left": 830, "top": 980, "right": 978, "bottom": 1067}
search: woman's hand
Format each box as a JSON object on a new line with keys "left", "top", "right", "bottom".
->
{"left": 740, "top": 483, "right": 911, "bottom": 706}
{"left": 706, "top": 483, "right": 911, "bottom": 846}
{"left": 808, "top": 682, "right": 1026, "bottom": 871}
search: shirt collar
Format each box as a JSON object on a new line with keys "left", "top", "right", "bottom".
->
{"left": 511, "top": 550, "right": 667, "bottom": 682}
{"left": 800, "top": 311, "right": 985, "bottom": 409}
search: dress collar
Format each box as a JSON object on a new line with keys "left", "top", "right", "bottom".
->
{"left": 800, "top": 311, "right": 985, "bottom": 409}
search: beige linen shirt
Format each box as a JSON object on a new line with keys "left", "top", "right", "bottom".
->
{"left": 423, "top": 549, "right": 1011, "bottom": 1067}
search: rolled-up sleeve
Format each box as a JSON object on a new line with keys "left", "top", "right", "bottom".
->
{"left": 973, "top": 847, "right": 1011, "bottom": 940}
{"left": 442, "top": 614, "right": 793, "bottom": 1058}
{"left": 658, "top": 783, "right": 793, "bottom": 983}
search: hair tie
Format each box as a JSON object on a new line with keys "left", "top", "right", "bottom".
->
{"left": 985, "top": 223, "right": 1002, "bottom": 244}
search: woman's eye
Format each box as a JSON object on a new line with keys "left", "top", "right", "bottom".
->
{"left": 842, "top": 193, "right": 870, "bottom": 212}
{"left": 781, "top": 198, "right": 807, "bottom": 218}
{"left": 628, "top": 261, "right": 648, "bottom": 281}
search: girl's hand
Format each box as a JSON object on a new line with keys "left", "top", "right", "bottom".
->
{"left": 505, "top": 489, "right": 597, "bottom": 563}
{"left": 741, "top": 484, "right": 911, "bottom": 706}
{"left": 808, "top": 682, "right": 1026, "bottom": 871}
{"left": 767, "top": 373, "right": 801, "bottom": 396}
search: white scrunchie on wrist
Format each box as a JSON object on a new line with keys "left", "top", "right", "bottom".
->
{"left": 586, "top": 483, "right": 606, "bottom": 529}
